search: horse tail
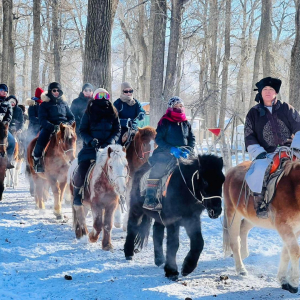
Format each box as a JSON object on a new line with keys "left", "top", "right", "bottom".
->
{"left": 134, "top": 214, "right": 152, "bottom": 250}
{"left": 222, "top": 208, "right": 232, "bottom": 257}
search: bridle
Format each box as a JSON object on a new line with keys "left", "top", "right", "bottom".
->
{"left": 134, "top": 136, "right": 153, "bottom": 160}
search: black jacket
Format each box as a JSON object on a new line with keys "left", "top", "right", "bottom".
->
{"left": 39, "top": 92, "right": 75, "bottom": 132}
{"left": 70, "top": 93, "right": 90, "bottom": 135}
{"left": 26, "top": 98, "right": 41, "bottom": 136}
{"left": 9, "top": 106, "right": 24, "bottom": 132}
{"left": 0, "top": 97, "right": 12, "bottom": 124}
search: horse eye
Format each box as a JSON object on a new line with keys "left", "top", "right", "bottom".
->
{"left": 109, "top": 166, "right": 113, "bottom": 170}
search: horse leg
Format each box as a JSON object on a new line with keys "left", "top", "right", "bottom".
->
{"left": 122, "top": 179, "right": 132, "bottom": 232}
{"left": 240, "top": 219, "right": 253, "bottom": 260}
{"left": 181, "top": 216, "right": 203, "bottom": 276}
{"left": 102, "top": 204, "right": 117, "bottom": 251}
{"left": 14, "top": 160, "right": 22, "bottom": 186}
{"left": 89, "top": 205, "right": 103, "bottom": 243}
{"left": 73, "top": 204, "right": 88, "bottom": 239}
{"left": 35, "top": 177, "right": 45, "bottom": 210}
{"left": 58, "top": 179, "right": 67, "bottom": 205}
{"left": 153, "top": 221, "right": 165, "bottom": 266}
{"left": 48, "top": 176, "right": 62, "bottom": 219}
{"left": 277, "top": 245, "right": 290, "bottom": 290}
{"left": 114, "top": 203, "right": 122, "bottom": 229}
{"left": 164, "top": 223, "right": 180, "bottom": 281}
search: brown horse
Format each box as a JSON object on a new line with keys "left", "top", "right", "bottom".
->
{"left": 27, "top": 123, "right": 76, "bottom": 218}
{"left": 223, "top": 159, "right": 300, "bottom": 294}
{"left": 114, "top": 126, "right": 156, "bottom": 230}
{"left": 72, "top": 145, "right": 129, "bottom": 250}
{"left": 0, "top": 122, "right": 9, "bottom": 200}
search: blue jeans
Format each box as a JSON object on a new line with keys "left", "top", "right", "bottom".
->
{"left": 7, "top": 131, "right": 16, "bottom": 160}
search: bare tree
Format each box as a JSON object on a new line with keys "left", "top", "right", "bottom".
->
{"left": 52, "top": 0, "right": 61, "bottom": 83}
{"left": 2, "top": 0, "right": 11, "bottom": 84}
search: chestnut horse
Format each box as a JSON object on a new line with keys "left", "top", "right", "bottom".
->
{"left": 0, "top": 122, "right": 9, "bottom": 200}
{"left": 114, "top": 126, "right": 156, "bottom": 230}
{"left": 223, "top": 159, "right": 300, "bottom": 294}
{"left": 27, "top": 123, "right": 76, "bottom": 218}
{"left": 72, "top": 145, "right": 129, "bottom": 251}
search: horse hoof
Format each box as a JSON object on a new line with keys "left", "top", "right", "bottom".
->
{"left": 114, "top": 222, "right": 121, "bottom": 229}
{"left": 166, "top": 274, "right": 178, "bottom": 281}
{"left": 282, "top": 283, "right": 289, "bottom": 291}
{"left": 103, "top": 244, "right": 114, "bottom": 252}
{"left": 239, "top": 270, "right": 248, "bottom": 276}
{"left": 284, "top": 284, "right": 298, "bottom": 294}
{"left": 126, "top": 256, "right": 133, "bottom": 261}
{"left": 54, "top": 213, "right": 62, "bottom": 220}
{"left": 155, "top": 256, "right": 165, "bottom": 267}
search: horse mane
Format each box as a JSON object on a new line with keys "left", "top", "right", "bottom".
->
{"left": 284, "top": 160, "right": 300, "bottom": 176}
{"left": 62, "top": 125, "right": 75, "bottom": 142}
{"left": 0, "top": 122, "right": 7, "bottom": 139}
{"left": 138, "top": 126, "right": 156, "bottom": 140}
{"left": 180, "top": 154, "right": 223, "bottom": 173}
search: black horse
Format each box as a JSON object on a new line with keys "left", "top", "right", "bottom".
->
{"left": 124, "top": 154, "right": 225, "bottom": 280}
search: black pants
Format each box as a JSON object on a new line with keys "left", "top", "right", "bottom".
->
{"left": 73, "top": 160, "right": 91, "bottom": 187}
{"left": 148, "top": 152, "right": 175, "bottom": 179}
{"left": 33, "top": 128, "right": 53, "bottom": 158}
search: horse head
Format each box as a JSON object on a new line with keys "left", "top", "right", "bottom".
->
{"left": 197, "top": 154, "right": 225, "bottom": 219}
{"left": 58, "top": 122, "right": 77, "bottom": 163}
{"left": 135, "top": 126, "right": 156, "bottom": 159}
{"left": 0, "top": 122, "right": 9, "bottom": 157}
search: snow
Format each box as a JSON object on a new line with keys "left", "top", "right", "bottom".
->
{"left": 1, "top": 172, "right": 300, "bottom": 300}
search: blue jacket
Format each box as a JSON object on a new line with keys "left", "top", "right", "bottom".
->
{"left": 39, "top": 92, "right": 74, "bottom": 132}
{"left": 113, "top": 98, "right": 145, "bottom": 129}
{"left": 10, "top": 106, "right": 24, "bottom": 132}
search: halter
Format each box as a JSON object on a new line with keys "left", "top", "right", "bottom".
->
{"left": 134, "top": 136, "right": 153, "bottom": 160}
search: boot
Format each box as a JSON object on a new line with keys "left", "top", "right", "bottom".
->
{"left": 143, "top": 179, "right": 161, "bottom": 211}
{"left": 33, "top": 157, "right": 44, "bottom": 173}
{"left": 6, "top": 160, "right": 14, "bottom": 169}
{"left": 73, "top": 187, "right": 83, "bottom": 207}
{"left": 254, "top": 188, "right": 268, "bottom": 219}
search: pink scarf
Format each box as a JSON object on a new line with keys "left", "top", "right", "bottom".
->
{"left": 158, "top": 108, "right": 187, "bottom": 125}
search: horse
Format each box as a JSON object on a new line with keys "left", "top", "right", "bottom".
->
{"left": 124, "top": 154, "right": 224, "bottom": 280}
{"left": 27, "top": 123, "right": 76, "bottom": 218}
{"left": 223, "top": 159, "right": 300, "bottom": 294}
{"left": 0, "top": 122, "right": 9, "bottom": 200}
{"left": 114, "top": 126, "right": 156, "bottom": 230}
{"left": 71, "top": 144, "right": 129, "bottom": 251}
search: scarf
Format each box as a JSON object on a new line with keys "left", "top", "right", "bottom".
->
{"left": 158, "top": 108, "right": 187, "bottom": 125}
{"left": 120, "top": 94, "right": 136, "bottom": 106}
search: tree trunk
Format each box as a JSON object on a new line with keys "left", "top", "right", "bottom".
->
{"left": 1, "top": 0, "right": 10, "bottom": 84}
{"left": 8, "top": 0, "right": 15, "bottom": 95}
{"left": 52, "top": 0, "right": 61, "bottom": 83}
{"left": 84, "top": 0, "right": 113, "bottom": 92}
{"left": 31, "top": 0, "right": 41, "bottom": 94}
{"left": 289, "top": 1, "right": 300, "bottom": 111}
{"left": 149, "top": 0, "right": 167, "bottom": 126}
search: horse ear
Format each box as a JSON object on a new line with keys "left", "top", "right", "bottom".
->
{"left": 108, "top": 147, "right": 113, "bottom": 157}
{"left": 59, "top": 123, "right": 64, "bottom": 131}
{"left": 4, "top": 123, "right": 9, "bottom": 130}
{"left": 122, "top": 146, "right": 126, "bottom": 152}
{"left": 72, "top": 122, "right": 76, "bottom": 130}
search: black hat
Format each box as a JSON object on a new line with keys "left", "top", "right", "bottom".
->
{"left": 0, "top": 84, "right": 8, "bottom": 92}
{"left": 82, "top": 83, "right": 94, "bottom": 92}
{"left": 255, "top": 77, "right": 281, "bottom": 94}
{"left": 7, "top": 95, "right": 18, "bottom": 105}
{"left": 48, "top": 82, "right": 62, "bottom": 91}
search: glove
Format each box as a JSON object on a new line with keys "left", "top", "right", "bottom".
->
{"left": 181, "top": 149, "right": 190, "bottom": 159}
{"left": 91, "top": 138, "right": 99, "bottom": 148}
{"left": 284, "top": 139, "right": 293, "bottom": 147}
{"left": 138, "top": 112, "right": 145, "bottom": 121}
{"left": 53, "top": 125, "right": 60, "bottom": 133}
{"left": 256, "top": 152, "right": 267, "bottom": 159}
{"left": 170, "top": 147, "right": 182, "bottom": 159}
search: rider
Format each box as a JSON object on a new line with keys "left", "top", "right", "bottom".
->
{"left": 245, "top": 77, "right": 300, "bottom": 218}
{"left": 113, "top": 82, "right": 145, "bottom": 144}
{"left": 33, "top": 82, "right": 75, "bottom": 173}
{"left": 70, "top": 83, "right": 94, "bottom": 151}
{"left": 73, "top": 88, "right": 121, "bottom": 208}
{"left": 7, "top": 95, "right": 24, "bottom": 134}
{"left": 143, "top": 96, "right": 195, "bottom": 211}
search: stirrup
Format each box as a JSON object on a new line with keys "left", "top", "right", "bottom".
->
{"left": 143, "top": 197, "right": 162, "bottom": 211}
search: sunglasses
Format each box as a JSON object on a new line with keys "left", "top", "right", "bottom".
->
{"left": 52, "top": 89, "right": 59, "bottom": 93}
{"left": 84, "top": 89, "right": 92, "bottom": 92}
{"left": 123, "top": 90, "right": 133, "bottom": 94}
{"left": 0, "top": 89, "right": 7, "bottom": 92}
{"left": 94, "top": 92, "right": 110, "bottom": 100}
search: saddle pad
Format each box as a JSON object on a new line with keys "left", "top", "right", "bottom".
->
{"left": 270, "top": 151, "right": 296, "bottom": 174}
{"left": 265, "top": 168, "right": 285, "bottom": 205}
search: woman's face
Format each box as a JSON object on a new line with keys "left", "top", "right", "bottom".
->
{"left": 9, "top": 100, "right": 16, "bottom": 107}
{"left": 123, "top": 88, "right": 133, "bottom": 96}
{"left": 261, "top": 86, "right": 277, "bottom": 106}
{"left": 83, "top": 88, "right": 93, "bottom": 98}
{"left": 173, "top": 103, "right": 183, "bottom": 109}
{"left": 51, "top": 88, "right": 60, "bottom": 98}
{"left": 0, "top": 90, "right": 7, "bottom": 98}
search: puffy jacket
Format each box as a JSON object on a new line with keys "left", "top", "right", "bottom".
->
{"left": 10, "top": 106, "right": 24, "bottom": 132}
{"left": 0, "top": 97, "right": 12, "bottom": 123}
{"left": 39, "top": 92, "right": 75, "bottom": 132}
{"left": 26, "top": 98, "right": 40, "bottom": 136}
{"left": 70, "top": 93, "right": 90, "bottom": 136}
{"left": 113, "top": 98, "right": 145, "bottom": 128}
{"left": 78, "top": 112, "right": 121, "bottom": 163}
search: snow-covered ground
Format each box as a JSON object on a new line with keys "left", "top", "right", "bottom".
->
{"left": 1, "top": 172, "right": 300, "bottom": 300}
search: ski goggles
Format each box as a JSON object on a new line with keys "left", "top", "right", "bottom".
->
{"left": 94, "top": 92, "right": 110, "bottom": 100}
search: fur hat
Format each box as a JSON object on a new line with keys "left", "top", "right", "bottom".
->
{"left": 93, "top": 88, "right": 110, "bottom": 100}
{"left": 121, "top": 82, "right": 133, "bottom": 92}
{"left": 82, "top": 83, "right": 94, "bottom": 92}
{"left": 48, "top": 82, "right": 62, "bottom": 92}
{"left": 0, "top": 84, "right": 8, "bottom": 92}
{"left": 255, "top": 77, "right": 281, "bottom": 94}
{"left": 168, "top": 96, "right": 184, "bottom": 108}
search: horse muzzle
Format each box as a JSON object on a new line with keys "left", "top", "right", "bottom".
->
{"left": 208, "top": 207, "right": 222, "bottom": 219}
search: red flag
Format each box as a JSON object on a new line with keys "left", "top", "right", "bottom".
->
{"left": 208, "top": 128, "right": 221, "bottom": 136}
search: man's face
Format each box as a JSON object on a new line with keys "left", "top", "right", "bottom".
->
{"left": 0, "top": 89, "right": 7, "bottom": 98}
{"left": 83, "top": 88, "right": 93, "bottom": 98}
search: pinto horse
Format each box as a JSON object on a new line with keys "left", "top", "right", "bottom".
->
{"left": 223, "top": 159, "right": 300, "bottom": 294}
{"left": 71, "top": 145, "right": 129, "bottom": 250}
{"left": 114, "top": 126, "right": 156, "bottom": 230}
{"left": 0, "top": 122, "right": 9, "bottom": 200}
{"left": 124, "top": 154, "right": 224, "bottom": 280}
{"left": 27, "top": 123, "right": 76, "bottom": 218}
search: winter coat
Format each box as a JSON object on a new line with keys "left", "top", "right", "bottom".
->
{"left": 39, "top": 92, "right": 75, "bottom": 132}
{"left": 26, "top": 98, "right": 41, "bottom": 136}
{"left": 70, "top": 92, "right": 90, "bottom": 136}
{"left": 0, "top": 97, "right": 12, "bottom": 124}
{"left": 245, "top": 100, "right": 300, "bottom": 153}
{"left": 113, "top": 98, "right": 145, "bottom": 129}
{"left": 78, "top": 105, "right": 121, "bottom": 163}
{"left": 9, "top": 106, "right": 24, "bottom": 132}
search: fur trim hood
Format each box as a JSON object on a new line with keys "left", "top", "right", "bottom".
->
{"left": 25, "top": 98, "right": 36, "bottom": 106}
{"left": 41, "top": 91, "right": 66, "bottom": 102}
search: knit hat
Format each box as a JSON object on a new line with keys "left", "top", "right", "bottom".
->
{"left": 168, "top": 96, "right": 184, "bottom": 108}
{"left": 255, "top": 77, "right": 281, "bottom": 94}
{"left": 121, "top": 82, "right": 133, "bottom": 92}
{"left": 48, "top": 82, "right": 62, "bottom": 92}
{"left": 0, "top": 84, "right": 8, "bottom": 92}
{"left": 82, "top": 83, "right": 94, "bottom": 92}
{"left": 35, "top": 87, "right": 44, "bottom": 99}
{"left": 93, "top": 88, "right": 110, "bottom": 100}
{"left": 7, "top": 95, "right": 18, "bottom": 105}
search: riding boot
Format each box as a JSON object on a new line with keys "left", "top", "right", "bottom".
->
{"left": 143, "top": 179, "right": 162, "bottom": 211}
{"left": 253, "top": 188, "right": 268, "bottom": 219}
{"left": 73, "top": 187, "right": 83, "bottom": 207}
{"left": 33, "top": 157, "right": 45, "bottom": 173}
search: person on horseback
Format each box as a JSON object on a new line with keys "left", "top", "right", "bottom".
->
{"left": 70, "top": 83, "right": 94, "bottom": 151}
{"left": 7, "top": 95, "right": 24, "bottom": 134}
{"left": 0, "top": 84, "right": 15, "bottom": 169}
{"left": 72, "top": 88, "right": 121, "bottom": 208}
{"left": 143, "top": 96, "right": 195, "bottom": 211}
{"left": 113, "top": 82, "right": 145, "bottom": 145}
{"left": 33, "top": 82, "right": 75, "bottom": 173}
{"left": 245, "top": 77, "right": 300, "bottom": 218}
